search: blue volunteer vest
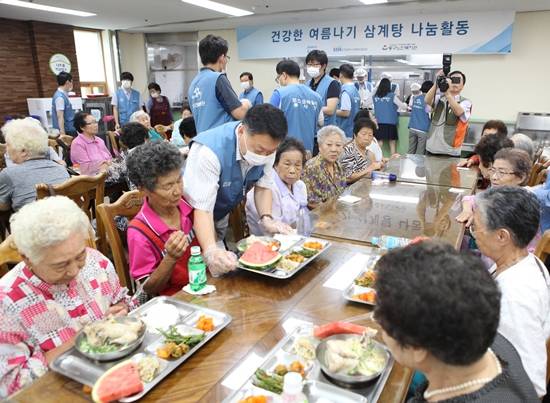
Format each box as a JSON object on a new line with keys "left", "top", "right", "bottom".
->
{"left": 189, "top": 69, "right": 234, "bottom": 134}
{"left": 373, "top": 92, "right": 398, "bottom": 125}
{"left": 239, "top": 88, "right": 262, "bottom": 107}
{"left": 408, "top": 94, "right": 431, "bottom": 133}
{"left": 336, "top": 83, "right": 361, "bottom": 138}
{"left": 116, "top": 88, "right": 140, "bottom": 125}
{"left": 192, "top": 121, "right": 264, "bottom": 221}
{"left": 51, "top": 90, "right": 75, "bottom": 132}
{"left": 312, "top": 75, "right": 337, "bottom": 126}
{"left": 277, "top": 84, "right": 322, "bottom": 152}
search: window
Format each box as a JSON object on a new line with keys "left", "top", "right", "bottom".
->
{"left": 74, "top": 29, "right": 107, "bottom": 96}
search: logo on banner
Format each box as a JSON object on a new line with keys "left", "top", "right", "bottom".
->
{"left": 49, "top": 53, "right": 71, "bottom": 75}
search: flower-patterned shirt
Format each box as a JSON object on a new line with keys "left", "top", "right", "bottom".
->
{"left": 302, "top": 155, "right": 347, "bottom": 206}
{"left": 0, "top": 248, "right": 133, "bottom": 398}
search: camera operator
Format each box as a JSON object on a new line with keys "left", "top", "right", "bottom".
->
{"left": 425, "top": 68, "right": 472, "bottom": 157}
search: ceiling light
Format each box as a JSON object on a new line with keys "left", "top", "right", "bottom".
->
{"left": 359, "top": 0, "right": 388, "bottom": 5}
{"left": 181, "top": 0, "right": 253, "bottom": 17}
{"left": 0, "top": 0, "right": 95, "bottom": 16}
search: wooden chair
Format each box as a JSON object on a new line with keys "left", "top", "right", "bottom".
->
{"left": 534, "top": 168, "right": 547, "bottom": 187}
{"left": 96, "top": 190, "right": 145, "bottom": 290}
{"left": 528, "top": 162, "right": 545, "bottom": 186}
{"left": 535, "top": 230, "right": 550, "bottom": 263}
{"left": 227, "top": 200, "right": 249, "bottom": 243}
{"left": 106, "top": 131, "right": 120, "bottom": 155}
{"left": 36, "top": 173, "right": 107, "bottom": 254}
{"left": 0, "top": 236, "right": 21, "bottom": 277}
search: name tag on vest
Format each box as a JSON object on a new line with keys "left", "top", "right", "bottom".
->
{"left": 222, "top": 181, "right": 232, "bottom": 188}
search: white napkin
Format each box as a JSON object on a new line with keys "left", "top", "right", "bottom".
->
{"left": 181, "top": 284, "right": 217, "bottom": 295}
{"left": 323, "top": 253, "right": 371, "bottom": 291}
{"left": 338, "top": 194, "right": 362, "bottom": 204}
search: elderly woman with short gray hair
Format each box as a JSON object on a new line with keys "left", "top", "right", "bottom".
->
{"left": 302, "top": 125, "right": 347, "bottom": 209}
{"left": 129, "top": 110, "right": 164, "bottom": 141}
{"left": 471, "top": 186, "right": 550, "bottom": 397}
{"left": 0, "top": 196, "right": 132, "bottom": 397}
{"left": 0, "top": 118, "right": 69, "bottom": 211}
{"left": 511, "top": 133, "right": 535, "bottom": 161}
{"left": 127, "top": 141, "right": 200, "bottom": 297}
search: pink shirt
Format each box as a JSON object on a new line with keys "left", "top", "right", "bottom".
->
{"left": 127, "top": 197, "right": 194, "bottom": 280}
{"left": 70, "top": 133, "right": 112, "bottom": 166}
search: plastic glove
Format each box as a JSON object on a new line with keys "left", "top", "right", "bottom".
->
{"left": 261, "top": 217, "right": 294, "bottom": 235}
{"left": 203, "top": 246, "right": 238, "bottom": 277}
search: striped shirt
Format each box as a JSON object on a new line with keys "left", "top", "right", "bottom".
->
{"left": 339, "top": 140, "right": 373, "bottom": 178}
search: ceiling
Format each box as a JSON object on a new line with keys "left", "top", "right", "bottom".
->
{"left": 1, "top": 0, "right": 549, "bottom": 33}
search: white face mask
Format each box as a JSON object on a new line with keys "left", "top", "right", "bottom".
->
{"left": 307, "top": 66, "right": 321, "bottom": 78}
{"left": 240, "top": 81, "right": 251, "bottom": 90}
{"left": 242, "top": 133, "right": 275, "bottom": 166}
{"left": 121, "top": 80, "right": 132, "bottom": 89}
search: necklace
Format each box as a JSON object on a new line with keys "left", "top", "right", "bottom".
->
{"left": 423, "top": 349, "right": 502, "bottom": 400}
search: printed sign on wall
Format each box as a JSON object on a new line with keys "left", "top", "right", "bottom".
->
{"left": 49, "top": 53, "right": 72, "bottom": 75}
{"left": 236, "top": 11, "right": 514, "bottom": 59}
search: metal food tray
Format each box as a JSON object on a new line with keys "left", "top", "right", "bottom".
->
{"left": 50, "top": 296, "right": 232, "bottom": 402}
{"left": 343, "top": 254, "right": 382, "bottom": 306}
{"left": 224, "top": 325, "right": 394, "bottom": 403}
{"left": 237, "top": 237, "right": 331, "bottom": 279}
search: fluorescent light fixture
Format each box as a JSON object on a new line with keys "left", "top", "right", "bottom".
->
{"left": 0, "top": 0, "right": 95, "bottom": 16}
{"left": 181, "top": 0, "right": 253, "bottom": 17}
{"left": 359, "top": 0, "right": 388, "bottom": 5}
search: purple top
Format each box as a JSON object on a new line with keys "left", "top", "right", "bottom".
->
{"left": 245, "top": 170, "right": 308, "bottom": 235}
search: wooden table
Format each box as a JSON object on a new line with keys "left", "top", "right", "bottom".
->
{"left": 12, "top": 243, "right": 412, "bottom": 403}
{"left": 382, "top": 154, "right": 478, "bottom": 190}
{"left": 310, "top": 178, "right": 469, "bottom": 249}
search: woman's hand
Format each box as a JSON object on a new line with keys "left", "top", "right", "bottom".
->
{"left": 165, "top": 231, "right": 189, "bottom": 260}
{"left": 106, "top": 301, "right": 128, "bottom": 317}
{"left": 455, "top": 209, "right": 474, "bottom": 226}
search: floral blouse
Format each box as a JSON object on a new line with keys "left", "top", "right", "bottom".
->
{"left": 0, "top": 248, "right": 134, "bottom": 398}
{"left": 302, "top": 155, "right": 347, "bottom": 206}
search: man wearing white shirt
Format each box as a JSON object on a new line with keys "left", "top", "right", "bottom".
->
{"left": 183, "top": 104, "right": 292, "bottom": 276}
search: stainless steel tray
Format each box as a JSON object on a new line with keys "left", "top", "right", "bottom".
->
{"left": 224, "top": 325, "right": 393, "bottom": 403}
{"left": 343, "top": 254, "right": 381, "bottom": 306}
{"left": 50, "top": 296, "right": 232, "bottom": 402}
{"left": 237, "top": 237, "right": 331, "bottom": 279}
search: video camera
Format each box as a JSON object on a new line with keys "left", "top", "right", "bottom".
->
{"left": 437, "top": 54, "right": 461, "bottom": 92}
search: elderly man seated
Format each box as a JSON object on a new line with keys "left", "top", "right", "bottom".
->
{"left": 0, "top": 118, "right": 69, "bottom": 211}
{"left": 0, "top": 196, "right": 133, "bottom": 398}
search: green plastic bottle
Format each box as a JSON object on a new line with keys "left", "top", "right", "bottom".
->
{"left": 188, "top": 246, "right": 207, "bottom": 292}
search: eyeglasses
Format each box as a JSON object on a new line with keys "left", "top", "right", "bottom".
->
{"left": 84, "top": 120, "right": 98, "bottom": 125}
{"left": 225, "top": 55, "right": 231, "bottom": 60}
{"left": 488, "top": 167, "right": 517, "bottom": 177}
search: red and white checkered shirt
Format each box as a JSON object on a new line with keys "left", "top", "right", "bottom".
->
{"left": 0, "top": 248, "right": 132, "bottom": 398}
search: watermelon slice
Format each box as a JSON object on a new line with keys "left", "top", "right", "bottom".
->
{"left": 239, "top": 241, "right": 281, "bottom": 269}
{"left": 92, "top": 360, "right": 144, "bottom": 403}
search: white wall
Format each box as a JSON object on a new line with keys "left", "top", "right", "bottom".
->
{"left": 198, "top": 29, "right": 280, "bottom": 103}
{"left": 453, "top": 11, "right": 550, "bottom": 122}
{"left": 117, "top": 32, "right": 149, "bottom": 97}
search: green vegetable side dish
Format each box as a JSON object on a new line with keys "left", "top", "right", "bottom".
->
{"left": 157, "top": 325, "right": 206, "bottom": 347}
{"left": 252, "top": 368, "right": 284, "bottom": 394}
{"left": 79, "top": 339, "right": 120, "bottom": 354}
{"left": 296, "top": 248, "right": 318, "bottom": 258}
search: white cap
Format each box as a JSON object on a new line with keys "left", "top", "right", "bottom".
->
{"left": 190, "top": 246, "right": 201, "bottom": 255}
{"left": 380, "top": 72, "right": 392, "bottom": 80}
{"left": 283, "top": 372, "right": 303, "bottom": 395}
{"left": 410, "top": 83, "right": 421, "bottom": 91}
{"left": 355, "top": 67, "right": 367, "bottom": 77}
